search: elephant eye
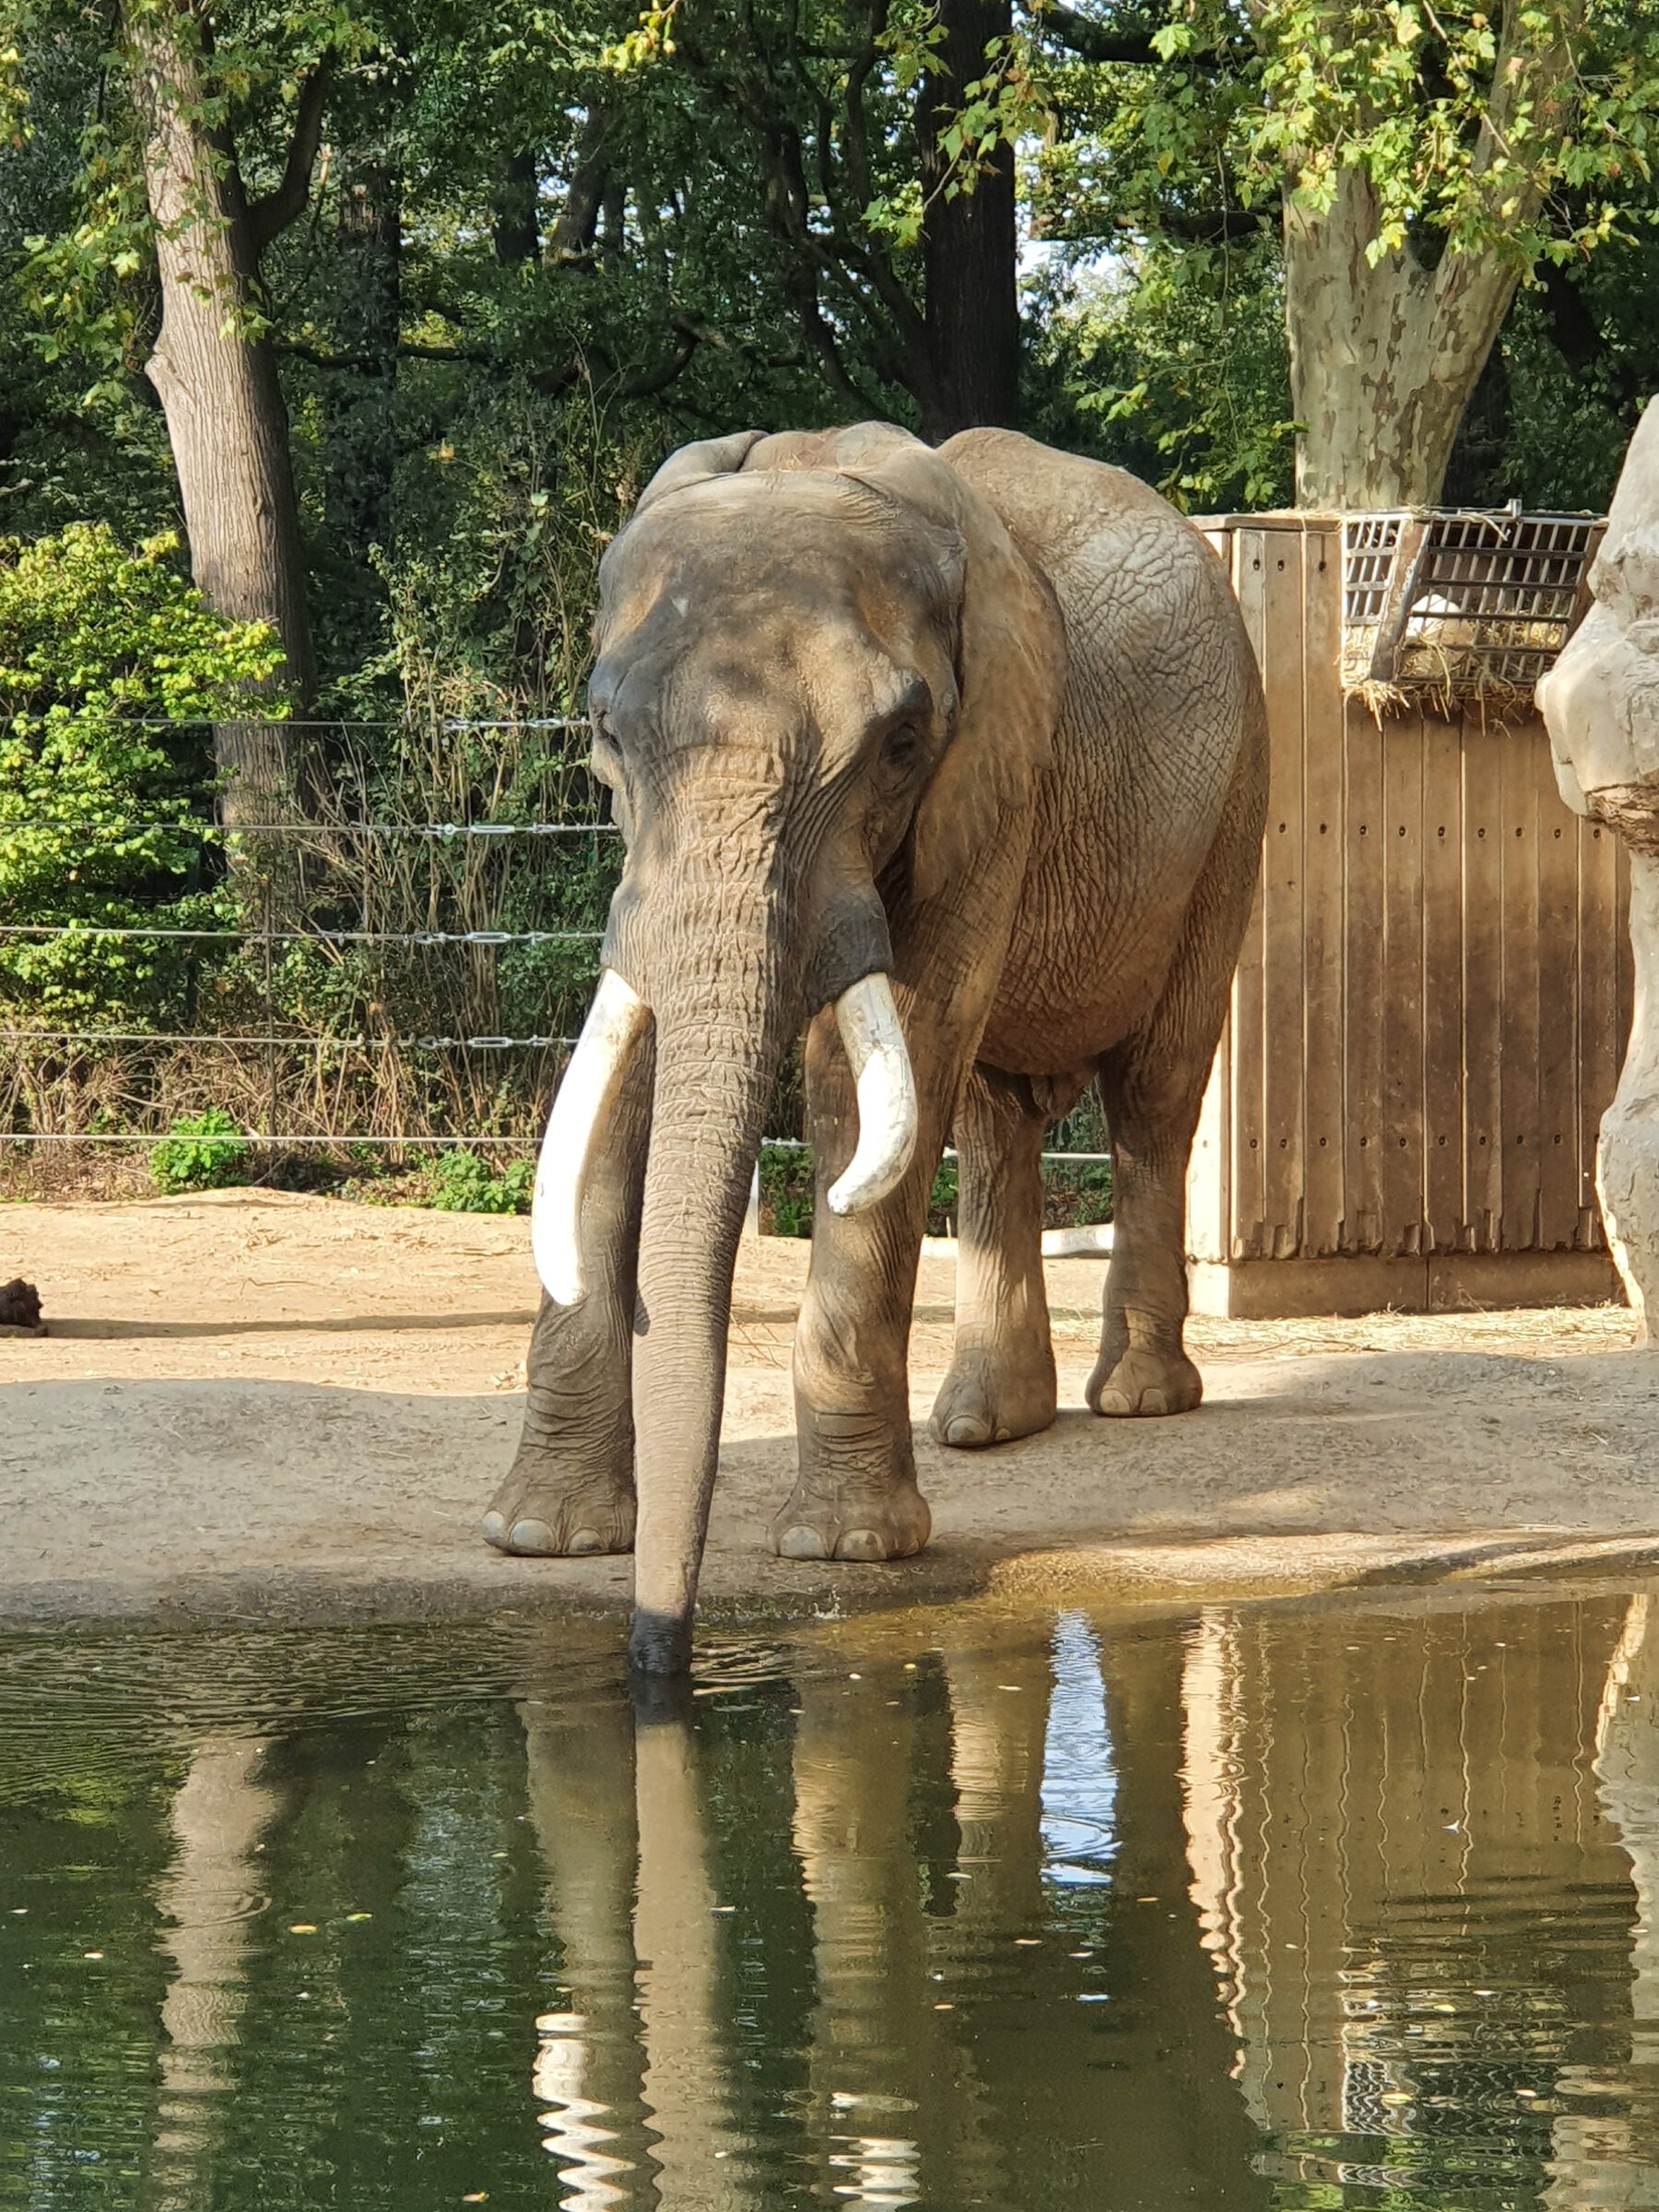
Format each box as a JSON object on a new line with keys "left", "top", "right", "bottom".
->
{"left": 881, "top": 724, "right": 922, "bottom": 775}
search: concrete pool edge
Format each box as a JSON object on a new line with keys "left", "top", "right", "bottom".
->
{"left": 7, "top": 1524, "right": 1659, "bottom": 1633}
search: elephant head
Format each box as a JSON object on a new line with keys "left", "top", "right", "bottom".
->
{"left": 532, "top": 422, "right": 1065, "bottom": 1671}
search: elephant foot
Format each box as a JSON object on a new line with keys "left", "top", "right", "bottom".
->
{"left": 481, "top": 1441, "right": 635, "bottom": 1558}
{"left": 770, "top": 1477, "right": 932, "bottom": 1563}
{"left": 1086, "top": 1344, "right": 1202, "bottom": 1418}
{"left": 930, "top": 1347, "right": 1056, "bottom": 1450}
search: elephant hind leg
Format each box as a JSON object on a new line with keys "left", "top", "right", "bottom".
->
{"left": 932, "top": 1064, "right": 1059, "bottom": 1451}
{"left": 1088, "top": 773, "right": 1262, "bottom": 1420}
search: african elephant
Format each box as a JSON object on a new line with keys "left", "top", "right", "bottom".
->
{"left": 482, "top": 421, "right": 1268, "bottom": 1672}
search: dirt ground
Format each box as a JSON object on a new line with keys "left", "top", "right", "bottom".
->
{"left": 4, "top": 1190, "right": 1658, "bottom": 1629}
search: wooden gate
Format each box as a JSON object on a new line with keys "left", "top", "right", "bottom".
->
{"left": 1188, "top": 513, "right": 1630, "bottom": 1316}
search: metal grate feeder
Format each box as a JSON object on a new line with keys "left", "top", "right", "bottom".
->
{"left": 1340, "top": 505, "right": 1603, "bottom": 702}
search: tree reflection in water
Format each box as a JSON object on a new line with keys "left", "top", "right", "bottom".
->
{"left": 2, "top": 1592, "right": 1659, "bottom": 2209}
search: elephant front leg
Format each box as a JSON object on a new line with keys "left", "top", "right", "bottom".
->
{"left": 932, "top": 1064, "right": 1059, "bottom": 1449}
{"left": 771, "top": 1011, "right": 940, "bottom": 1564}
{"left": 482, "top": 1043, "right": 652, "bottom": 1557}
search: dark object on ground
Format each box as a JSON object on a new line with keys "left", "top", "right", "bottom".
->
{"left": 0, "top": 1277, "right": 44, "bottom": 1335}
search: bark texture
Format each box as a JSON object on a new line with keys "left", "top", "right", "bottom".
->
{"left": 129, "top": 1, "right": 321, "bottom": 779}
{"left": 915, "top": 0, "right": 1019, "bottom": 442}
{"left": 1284, "top": 0, "right": 1575, "bottom": 510}
{"left": 1284, "top": 171, "right": 1523, "bottom": 510}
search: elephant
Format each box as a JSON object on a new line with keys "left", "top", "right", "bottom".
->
{"left": 481, "top": 420, "right": 1269, "bottom": 1673}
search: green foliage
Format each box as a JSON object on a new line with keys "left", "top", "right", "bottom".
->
{"left": 1042, "top": 1158, "right": 1113, "bottom": 1230}
{"left": 148, "top": 1105, "right": 250, "bottom": 1191}
{"left": 758, "top": 1144, "right": 815, "bottom": 1238}
{"left": 0, "top": 524, "right": 281, "bottom": 1019}
{"left": 427, "top": 1147, "right": 535, "bottom": 1214}
{"left": 927, "top": 1156, "right": 959, "bottom": 1236}
{"left": 1026, "top": 0, "right": 1659, "bottom": 267}
{"left": 757, "top": 1147, "right": 962, "bottom": 1240}
{"left": 1027, "top": 243, "right": 1297, "bottom": 510}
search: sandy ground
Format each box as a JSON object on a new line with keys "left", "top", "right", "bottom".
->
{"left": 4, "top": 1190, "right": 1659, "bottom": 1628}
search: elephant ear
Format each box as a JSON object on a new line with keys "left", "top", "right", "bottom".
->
{"left": 846, "top": 441, "right": 1065, "bottom": 906}
{"left": 632, "top": 429, "right": 768, "bottom": 518}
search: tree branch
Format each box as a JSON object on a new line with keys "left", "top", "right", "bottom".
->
{"left": 546, "top": 106, "right": 614, "bottom": 265}
{"left": 245, "top": 55, "right": 333, "bottom": 257}
{"left": 1030, "top": 1, "right": 1165, "bottom": 65}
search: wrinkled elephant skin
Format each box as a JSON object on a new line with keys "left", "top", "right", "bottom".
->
{"left": 484, "top": 422, "right": 1270, "bottom": 1670}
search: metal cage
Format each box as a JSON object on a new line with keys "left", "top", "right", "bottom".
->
{"left": 1340, "top": 506, "right": 1603, "bottom": 696}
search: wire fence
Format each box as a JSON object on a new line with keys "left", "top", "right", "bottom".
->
{"left": 0, "top": 717, "right": 1112, "bottom": 1206}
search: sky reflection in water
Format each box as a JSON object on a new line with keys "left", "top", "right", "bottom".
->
{"left": 3, "top": 1589, "right": 1659, "bottom": 2208}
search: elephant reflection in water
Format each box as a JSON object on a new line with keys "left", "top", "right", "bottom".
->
{"left": 519, "top": 1620, "right": 1263, "bottom": 2211}
{"left": 520, "top": 1688, "right": 757, "bottom": 2209}
{"left": 149, "top": 1735, "right": 283, "bottom": 2212}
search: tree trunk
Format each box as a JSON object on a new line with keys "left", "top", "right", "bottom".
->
{"left": 915, "top": 0, "right": 1019, "bottom": 443}
{"left": 128, "top": 2, "right": 317, "bottom": 817}
{"left": 329, "top": 159, "right": 400, "bottom": 559}
{"left": 546, "top": 108, "right": 614, "bottom": 265}
{"left": 490, "top": 149, "right": 539, "bottom": 265}
{"left": 1284, "top": 168, "right": 1523, "bottom": 510}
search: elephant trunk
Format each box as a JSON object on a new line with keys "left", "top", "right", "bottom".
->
{"left": 626, "top": 963, "right": 919, "bottom": 1672}
{"left": 529, "top": 865, "right": 920, "bottom": 1672}
{"left": 627, "top": 896, "right": 789, "bottom": 1675}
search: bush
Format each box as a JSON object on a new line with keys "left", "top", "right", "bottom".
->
{"left": 428, "top": 1148, "right": 535, "bottom": 1214}
{"left": 1042, "top": 1158, "right": 1113, "bottom": 1229}
{"left": 148, "top": 1107, "right": 251, "bottom": 1194}
{"left": 0, "top": 524, "right": 284, "bottom": 1021}
{"left": 756, "top": 1145, "right": 961, "bottom": 1240}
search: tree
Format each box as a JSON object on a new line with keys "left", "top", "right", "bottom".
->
{"left": 916, "top": 0, "right": 1020, "bottom": 436}
{"left": 1027, "top": 0, "right": 1659, "bottom": 509}
{"left": 125, "top": 0, "right": 330, "bottom": 717}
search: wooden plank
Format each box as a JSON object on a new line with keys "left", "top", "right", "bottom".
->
{"left": 1577, "top": 816, "right": 1623, "bottom": 1250}
{"left": 1342, "top": 695, "right": 1386, "bottom": 1253}
{"left": 1500, "top": 719, "right": 1543, "bottom": 1250}
{"left": 1420, "top": 707, "right": 1465, "bottom": 1253}
{"left": 1534, "top": 721, "right": 1582, "bottom": 1250}
{"left": 1300, "top": 524, "right": 1346, "bottom": 1256}
{"left": 1229, "top": 529, "right": 1271, "bottom": 1259}
{"left": 1186, "top": 1018, "right": 1232, "bottom": 1264}
{"left": 1381, "top": 707, "right": 1427, "bottom": 1255}
{"left": 1260, "top": 527, "right": 1307, "bottom": 1257}
{"left": 1461, "top": 722, "right": 1504, "bottom": 1253}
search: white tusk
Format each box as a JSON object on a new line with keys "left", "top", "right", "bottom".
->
{"left": 531, "top": 970, "right": 650, "bottom": 1304}
{"left": 826, "top": 972, "right": 919, "bottom": 1216}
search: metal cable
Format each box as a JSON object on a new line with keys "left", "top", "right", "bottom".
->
{"left": 0, "top": 818, "right": 618, "bottom": 838}
{"left": 0, "top": 1128, "right": 1108, "bottom": 1160}
{"left": 0, "top": 1030, "right": 577, "bottom": 1050}
{"left": 0, "top": 714, "right": 590, "bottom": 732}
{"left": 0, "top": 924, "right": 603, "bottom": 945}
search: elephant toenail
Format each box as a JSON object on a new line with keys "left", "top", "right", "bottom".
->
{"left": 1095, "top": 1390, "right": 1131, "bottom": 1417}
{"left": 567, "top": 1528, "right": 606, "bottom": 1556}
{"left": 834, "top": 1528, "right": 889, "bottom": 1562}
{"left": 1142, "top": 1388, "right": 1169, "bottom": 1416}
{"left": 481, "top": 1511, "right": 510, "bottom": 1550}
{"left": 775, "top": 1524, "right": 830, "bottom": 1560}
{"left": 508, "top": 1517, "right": 557, "bottom": 1554}
{"left": 944, "top": 1415, "right": 991, "bottom": 1448}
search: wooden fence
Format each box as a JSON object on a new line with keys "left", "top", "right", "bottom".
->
{"left": 1188, "top": 514, "right": 1630, "bottom": 1316}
